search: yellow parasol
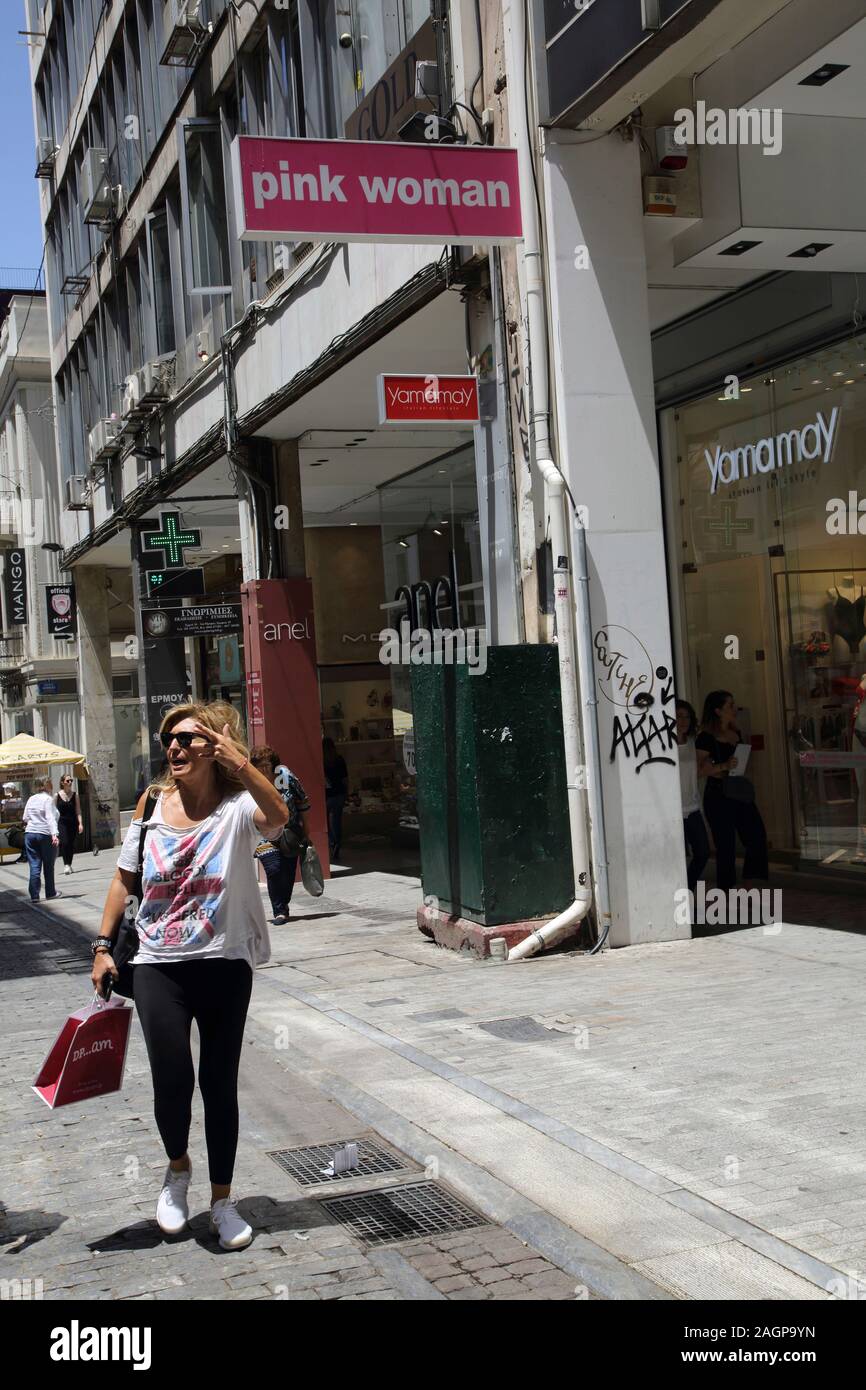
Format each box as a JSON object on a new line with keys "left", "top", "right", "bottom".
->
{"left": 0, "top": 732, "right": 89, "bottom": 778}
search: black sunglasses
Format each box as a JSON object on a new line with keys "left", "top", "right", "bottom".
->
{"left": 160, "top": 730, "right": 211, "bottom": 750}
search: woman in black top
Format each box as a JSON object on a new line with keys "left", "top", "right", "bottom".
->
{"left": 56, "top": 774, "right": 83, "bottom": 874}
{"left": 323, "top": 737, "right": 348, "bottom": 862}
{"left": 695, "top": 690, "right": 768, "bottom": 893}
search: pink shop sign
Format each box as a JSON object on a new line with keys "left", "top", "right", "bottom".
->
{"left": 230, "top": 136, "right": 523, "bottom": 245}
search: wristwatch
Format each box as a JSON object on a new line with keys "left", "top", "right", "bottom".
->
{"left": 91, "top": 937, "right": 115, "bottom": 957}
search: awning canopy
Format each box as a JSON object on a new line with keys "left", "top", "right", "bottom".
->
{"left": 0, "top": 733, "right": 88, "bottom": 778}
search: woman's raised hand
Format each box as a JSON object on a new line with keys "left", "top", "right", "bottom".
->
{"left": 193, "top": 722, "right": 247, "bottom": 772}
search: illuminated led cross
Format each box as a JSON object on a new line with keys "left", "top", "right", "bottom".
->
{"left": 142, "top": 512, "right": 201, "bottom": 567}
{"left": 705, "top": 503, "right": 754, "bottom": 549}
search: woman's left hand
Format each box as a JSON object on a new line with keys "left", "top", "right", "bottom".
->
{"left": 192, "top": 722, "right": 248, "bottom": 773}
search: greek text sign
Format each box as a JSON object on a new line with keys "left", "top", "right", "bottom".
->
{"left": 377, "top": 374, "right": 480, "bottom": 425}
{"left": 230, "top": 137, "right": 522, "bottom": 245}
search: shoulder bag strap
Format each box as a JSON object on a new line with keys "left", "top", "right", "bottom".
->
{"left": 137, "top": 792, "right": 158, "bottom": 873}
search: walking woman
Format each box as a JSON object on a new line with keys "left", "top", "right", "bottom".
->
{"left": 323, "top": 736, "right": 348, "bottom": 862}
{"left": 676, "top": 699, "right": 710, "bottom": 895}
{"left": 250, "top": 745, "right": 310, "bottom": 925}
{"left": 22, "top": 777, "right": 60, "bottom": 903}
{"left": 90, "top": 702, "right": 288, "bottom": 1250}
{"left": 56, "top": 774, "right": 83, "bottom": 874}
{"left": 696, "top": 690, "right": 769, "bottom": 893}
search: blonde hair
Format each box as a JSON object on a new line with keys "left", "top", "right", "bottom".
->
{"left": 150, "top": 701, "right": 249, "bottom": 798}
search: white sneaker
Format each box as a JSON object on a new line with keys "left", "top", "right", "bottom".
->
{"left": 156, "top": 1161, "right": 191, "bottom": 1235}
{"left": 63, "top": 865, "right": 72, "bottom": 875}
{"left": 210, "top": 1197, "right": 252, "bottom": 1250}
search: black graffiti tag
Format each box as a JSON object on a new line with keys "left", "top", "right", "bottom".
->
{"left": 608, "top": 664, "right": 677, "bottom": 771}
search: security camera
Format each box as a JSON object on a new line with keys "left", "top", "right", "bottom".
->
{"left": 339, "top": 32, "right": 353, "bottom": 48}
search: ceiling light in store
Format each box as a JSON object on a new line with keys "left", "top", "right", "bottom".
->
{"left": 788, "top": 242, "right": 833, "bottom": 259}
{"left": 799, "top": 63, "right": 849, "bottom": 87}
{"left": 740, "top": 386, "right": 752, "bottom": 393}
{"left": 440, "top": 519, "right": 449, "bottom": 527}
{"left": 397, "top": 537, "right": 410, "bottom": 548}
{"left": 438, "top": 469, "right": 447, "bottom": 474}
{"left": 719, "top": 239, "right": 763, "bottom": 256}
{"left": 845, "top": 379, "right": 855, "bottom": 385}
{"left": 833, "top": 371, "right": 845, "bottom": 377}
{"left": 349, "top": 521, "right": 358, "bottom": 526}
{"left": 433, "top": 527, "right": 443, "bottom": 536}
{"left": 811, "top": 379, "right": 822, "bottom": 385}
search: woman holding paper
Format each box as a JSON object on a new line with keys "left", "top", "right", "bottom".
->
{"left": 696, "top": 690, "right": 768, "bottom": 894}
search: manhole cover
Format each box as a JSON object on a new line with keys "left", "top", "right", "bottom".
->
{"left": 267, "top": 1138, "right": 409, "bottom": 1186}
{"left": 320, "top": 1181, "right": 488, "bottom": 1246}
{"left": 477, "top": 1015, "right": 563, "bottom": 1042}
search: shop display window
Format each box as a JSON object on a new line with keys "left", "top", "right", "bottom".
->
{"left": 666, "top": 336, "right": 866, "bottom": 872}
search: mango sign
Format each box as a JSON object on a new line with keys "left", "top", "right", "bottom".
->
{"left": 230, "top": 136, "right": 522, "bottom": 245}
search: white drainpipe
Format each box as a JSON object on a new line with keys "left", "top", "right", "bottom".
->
{"left": 503, "top": 0, "right": 597, "bottom": 962}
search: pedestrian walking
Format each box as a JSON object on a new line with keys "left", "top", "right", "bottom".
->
{"left": 56, "top": 775, "right": 83, "bottom": 874}
{"left": 22, "top": 777, "right": 60, "bottom": 903}
{"left": 250, "top": 745, "right": 310, "bottom": 925}
{"left": 90, "top": 701, "right": 288, "bottom": 1251}
{"left": 323, "top": 736, "right": 348, "bottom": 862}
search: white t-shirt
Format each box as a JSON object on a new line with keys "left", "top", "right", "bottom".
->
{"left": 678, "top": 738, "right": 701, "bottom": 817}
{"left": 116, "top": 790, "right": 271, "bottom": 968}
{"left": 23, "top": 792, "right": 59, "bottom": 836}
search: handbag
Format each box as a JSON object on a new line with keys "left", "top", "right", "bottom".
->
{"left": 33, "top": 995, "right": 132, "bottom": 1108}
{"left": 722, "top": 776, "right": 756, "bottom": 804}
{"left": 300, "top": 842, "right": 324, "bottom": 897}
{"left": 111, "top": 793, "right": 157, "bottom": 998}
{"left": 278, "top": 823, "right": 304, "bottom": 857}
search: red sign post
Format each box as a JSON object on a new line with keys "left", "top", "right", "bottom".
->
{"left": 241, "top": 579, "right": 329, "bottom": 876}
{"left": 231, "top": 136, "right": 522, "bottom": 245}
{"left": 377, "top": 373, "right": 480, "bottom": 425}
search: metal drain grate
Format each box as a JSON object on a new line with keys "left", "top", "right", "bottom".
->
{"left": 320, "top": 1181, "right": 488, "bottom": 1246}
{"left": 267, "top": 1138, "right": 409, "bottom": 1186}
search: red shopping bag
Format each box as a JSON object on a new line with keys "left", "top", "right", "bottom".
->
{"left": 33, "top": 996, "right": 132, "bottom": 1108}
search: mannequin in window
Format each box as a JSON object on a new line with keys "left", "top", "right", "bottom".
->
{"left": 826, "top": 574, "right": 866, "bottom": 663}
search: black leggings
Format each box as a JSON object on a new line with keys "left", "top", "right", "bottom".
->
{"left": 703, "top": 790, "right": 769, "bottom": 892}
{"left": 133, "top": 959, "right": 253, "bottom": 1186}
{"left": 58, "top": 820, "right": 77, "bottom": 867}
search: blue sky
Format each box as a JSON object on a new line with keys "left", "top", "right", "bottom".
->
{"left": 1, "top": 5, "right": 45, "bottom": 271}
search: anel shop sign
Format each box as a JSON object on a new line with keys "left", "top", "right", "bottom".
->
{"left": 231, "top": 137, "right": 522, "bottom": 245}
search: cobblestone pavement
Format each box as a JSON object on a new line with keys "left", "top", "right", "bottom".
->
{"left": 0, "top": 890, "right": 586, "bottom": 1301}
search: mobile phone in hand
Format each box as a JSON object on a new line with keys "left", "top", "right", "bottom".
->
{"left": 101, "top": 973, "right": 114, "bottom": 1001}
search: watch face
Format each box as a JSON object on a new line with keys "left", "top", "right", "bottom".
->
{"left": 144, "top": 610, "right": 171, "bottom": 638}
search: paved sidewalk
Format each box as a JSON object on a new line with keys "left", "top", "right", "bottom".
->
{"left": 3, "top": 848, "right": 865, "bottom": 1299}
{"left": 0, "top": 866, "right": 599, "bottom": 1301}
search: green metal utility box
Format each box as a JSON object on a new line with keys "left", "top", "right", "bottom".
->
{"left": 411, "top": 645, "right": 574, "bottom": 926}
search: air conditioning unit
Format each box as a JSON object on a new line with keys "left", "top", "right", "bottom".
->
{"left": 35, "top": 136, "right": 57, "bottom": 179}
{"left": 83, "top": 147, "right": 115, "bottom": 225}
{"left": 121, "top": 372, "right": 142, "bottom": 418}
{"left": 138, "top": 355, "right": 175, "bottom": 404}
{"left": 65, "top": 475, "right": 91, "bottom": 511}
{"left": 160, "top": 0, "right": 207, "bottom": 67}
{"left": 88, "top": 418, "right": 123, "bottom": 465}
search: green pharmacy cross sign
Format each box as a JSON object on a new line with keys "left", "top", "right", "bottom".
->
{"left": 705, "top": 503, "right": 754, "bottom": 550}
{"left": 142, "top": 512, "right": 201, "bottom": 568}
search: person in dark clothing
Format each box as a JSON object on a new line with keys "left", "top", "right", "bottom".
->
{"left": 696, "top": 690, "right": 769, "bottom": 893}
{"left": 323, "top": 737, "right": 348, "bottom": 862}
{"left": 676, "top": 699, "right": 710, "bottom": 895}
{"left": 250, "top": 745, "right": 311, "bottom": 924}
{"left": 56, "top": 775, "right": 83, "bottom": 873}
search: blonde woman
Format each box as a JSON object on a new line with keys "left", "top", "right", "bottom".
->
{"left": 90, "top": 702, "right": 287, "bottom": 1250}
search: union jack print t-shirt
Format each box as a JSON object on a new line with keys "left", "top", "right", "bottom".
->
{"left": 116, "top": 790, "right": 270, "bottom": 966}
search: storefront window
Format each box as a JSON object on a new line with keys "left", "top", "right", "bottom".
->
{"left": 329, "top": 0, "right": 431, "bottom": 134}
{"left": 666, "top": 337, "right": 866, "bottom": 871}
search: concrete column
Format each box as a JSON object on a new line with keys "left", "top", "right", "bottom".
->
{"left": 469, "top": 265, "right": 523, "bottom": 646}
{"left": 541, "top": 131, "right": 688, "bottom": 946}
{"left": 75, "top": 565, "right": 120, "bottom": 848}
{"left": 274, "top": 439, "right": 306, "bottom": 578}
